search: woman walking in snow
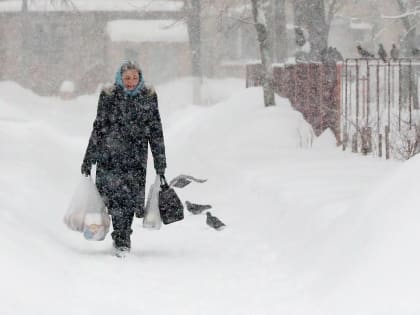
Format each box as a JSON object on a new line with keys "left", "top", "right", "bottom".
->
{"left": 81, "top": 60, "right": 166, "bottom": 257}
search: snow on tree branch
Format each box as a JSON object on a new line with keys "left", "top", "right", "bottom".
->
{"left": 382, "top": 11, "right": 420, "bottom": 19}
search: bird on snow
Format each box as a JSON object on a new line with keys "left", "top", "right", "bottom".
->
{"left": 185, "top": 200, "right": 212, "bottom": 215}
{"left": 206, "top": 212, "right": 226, "bottom": 231}
{"left": 378, "top": 43, "right": 387, "bottom": 62}
{"left": 357, "top": 44, "right": 374, "bottom": 58}
{"left": 390, "top": 44, "right": 399, "bottom": 60}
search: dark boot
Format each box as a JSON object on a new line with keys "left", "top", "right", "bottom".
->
{"left": 110, "top": 211, "right": 134, "bottom": 257}
{"left": 112, "top": 230, "right": 131, "bottom": 257}
{"left": 111, "top": 230, "right": 132, "bottom": 249}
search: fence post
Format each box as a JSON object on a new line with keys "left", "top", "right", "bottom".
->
{"left": 352, "top": 133, "right": 358, "bottom": 153}
{"left": 336, "top": 63, "right": 342, "bottom": 144}
{"left": 343, "top": 61, "right": 349, "bottom": 151}
{"left": 398, "top": 60, "right": 402, "bottom": 131}
{"left": 246, "top": 64, "right": 249, "bottom": 88}
{"left": 409, "top": 60, "right": 413, "bottom": 128}
{"left": 343, "top": 132, "right": 348, "bottom": 151}
{"left": 385, "top": 125, "right": 390, "bottom": 159}
{"left": 306, "top": 64, "right": 311, "bottom": 130}
{"left": 388, "top": 61, "right": 391, "bottom": 128}
{"left": 356, "top": 59, "right": 360, "bottom": 145}
{"left": 377, "top": 60, "right": 381, "bottom": 149}
{"left": 366, "top": 61, "right": 370, "bottom": 126}
{"left": 361, "top": 127, "right": 372, "bottom": 155}
{"left": 294, "top": 66, "right": 297, "bottom": 108}
{"left": 378, "top": 133, "right": 383, "bottom": 158}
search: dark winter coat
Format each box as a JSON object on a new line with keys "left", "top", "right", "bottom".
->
{"left": 82, "top": 84, "right": 166, "bottom": 217}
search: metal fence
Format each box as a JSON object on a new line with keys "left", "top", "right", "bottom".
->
{"left": 341, "top": 58, "right": 420, "bottom": 159}
{"left": 246, "top": 59, "right": 420, "bottom": 160}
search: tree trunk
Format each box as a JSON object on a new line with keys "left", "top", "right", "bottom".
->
{"left": 396, "top": 0, "right": 419, "bottom": 109}
{"left": 22, "top": 0, "right": 28, "bottom": 11}
{"left": 293, "top": 0, "right": 328, "bottom": 62}
{"left": 266, "top": 1, "right": 274, "bottom": 62}
{"left": 273, "top": 0, "right": 287, "bottom": 63}
{"left": 20, "top": 0, "right": 29, "bottom": 87}
{"left": 251, "top": 0, "right": 275, "bottom": 107}
{"left": 185, "top": 0, "right": 202, "bottom": 105}
{"left": 406, "top": 29, "right": 419, "bottom": 110}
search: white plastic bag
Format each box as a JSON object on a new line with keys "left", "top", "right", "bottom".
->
{"left": 143, "top": 175, "right": 162, "bottom": 230}
{"left": 64, "top": 176, "right": 110, "bottom": 241}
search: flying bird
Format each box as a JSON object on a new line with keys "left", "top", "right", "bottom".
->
{"left": 169, "top": 174, "right": 207, "bottom": 188}
{"left": 206, "top": 212, "right": 226, "bottom": 231}
{"left": 378, "top": 44, "right": 387, "bottom": 62}
{"left": 357, "top": 45, "right": 374, "bottom": 58}
{"left": 186, "top": 201, "right": 212, "bottom": 215}
{"left": 390, "top": 44, "right": 399, "bottom": 60}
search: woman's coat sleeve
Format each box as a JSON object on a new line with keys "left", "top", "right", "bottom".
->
{"left": 148, "top": 92, "right": 167, "bottom": 174}
{"left": 82, "top": 91, "right": 109, "bottom": 166}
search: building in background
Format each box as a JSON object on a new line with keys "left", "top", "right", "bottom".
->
{"left": 0, "top": 0, "right": 416, "bottom": 96}
{"left": 0, "top": 0, "right": 184, "bottom": 95}
{"left": 106, "top": 19, "right": 190, "bottom": 85}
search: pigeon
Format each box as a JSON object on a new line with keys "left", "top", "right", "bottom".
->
{"left": 320, "top": 47, "right": 333, "bottom": 64}
{"left": 206, "top": 212, "right": 226, "bottom": 231}
{"left": 294, "top": 27, "right": 306, "bottom": 47}
{"left": 332, "top": 47, "right": 344, "bottom": 61}
{"left": 378, "top": 43, "right": 387, "bottom": 62}
{"left": 412, "top": 47, "right": 420, "bottom": 56}
{"left": 186, "top": 200, "right": 212, "bottom": 215}
{"left": 321, "top": 46, "right": 344, "bottom": 64}
{"left": 390, "top": 44, "right": 399, "bottom": 60}
{"left": 357, "top": 45, "right": 374, "bottom": 58}
{"left": 169, "top": 174, "right": 207, "bottom": 188}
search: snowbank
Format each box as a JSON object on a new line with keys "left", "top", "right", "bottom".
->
{"left": 320, "top": 154, "right": 420, "bottom": 314}
{"left": 312, "top": 128, "right": 338, "bottom": 150}
{"left": 165, "top": 87, "right": 315, "bottom": 164}
{"left": 0, "top": 78, "right": 413, "bottom": 315}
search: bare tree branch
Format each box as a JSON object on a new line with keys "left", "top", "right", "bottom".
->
{"left": 224, "top": 15, "right": 256, "bottom": 26}
{"left": 326, "top": 0, "right": 338, "bottom": 24}
{"left": 126, "top": 0, "right": 157, "bottom": 11}
{"left": 25, "top": 0, "right": 78, "bottom": 11}
{"left": 396, "top": 0, "right": 414, "bottom": 31}
{"left": 250, "top": 0, "right": 275, "bottom": 106}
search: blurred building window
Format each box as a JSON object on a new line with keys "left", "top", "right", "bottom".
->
{"left": 30, "top": 21, "right": 65, "bottom": 64}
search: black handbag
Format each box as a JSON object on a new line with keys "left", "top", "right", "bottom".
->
{"left": 159, "top": 176, "right": 184, "bottom": 225}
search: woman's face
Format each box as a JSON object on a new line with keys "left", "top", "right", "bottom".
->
{"left": 122, "top": 69, "right": 140, "bottom": 90}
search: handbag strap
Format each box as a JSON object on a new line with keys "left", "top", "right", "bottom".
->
{"left": 159, "top": 175, "right": 170, "bottom": 190}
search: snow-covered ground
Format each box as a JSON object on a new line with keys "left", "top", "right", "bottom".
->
{"left": 0, "top": 77, "right": 418, "bottom": 315}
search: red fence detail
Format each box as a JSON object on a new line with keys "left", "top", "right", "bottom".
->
{"left": 246, "top": 63, "right": 341, "bottom": 142}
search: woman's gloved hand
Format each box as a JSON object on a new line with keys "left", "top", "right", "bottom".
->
{"left": 81, "top": 162, "right": 91, "bottom": 176}
{"left": 135, "top": 209, "right": 144, "bottom": 218}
